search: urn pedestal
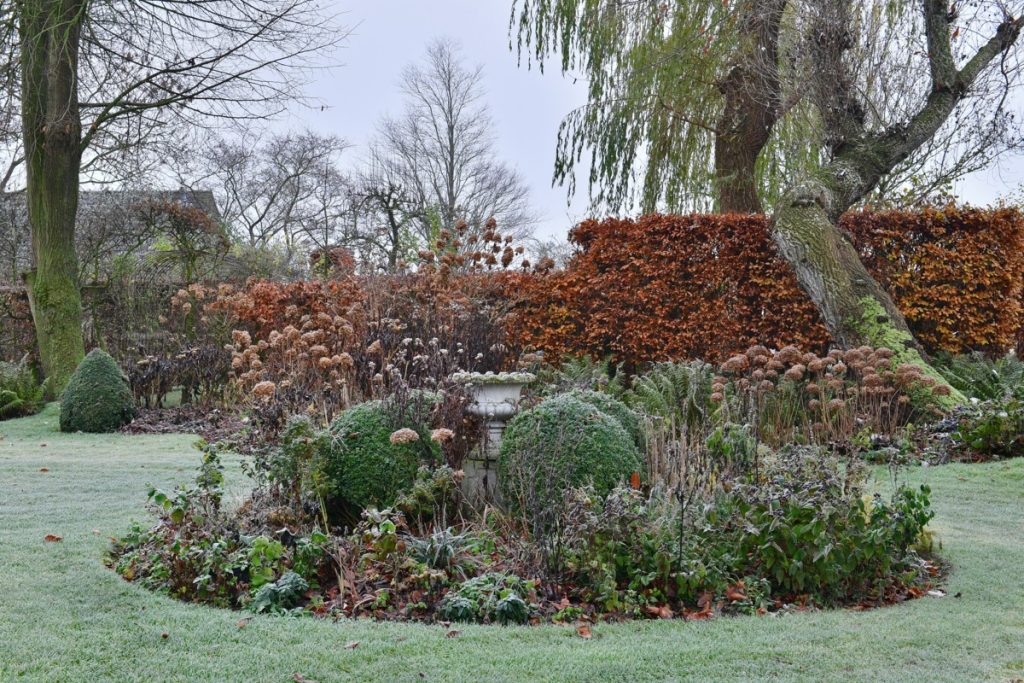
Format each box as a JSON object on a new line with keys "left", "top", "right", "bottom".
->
{"left": 452, "top": 372, "right": 534, "bottom": 505}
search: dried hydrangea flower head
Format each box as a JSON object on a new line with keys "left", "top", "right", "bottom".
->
{"left": 389, "top": 428, "right": 420, "bottom": 445}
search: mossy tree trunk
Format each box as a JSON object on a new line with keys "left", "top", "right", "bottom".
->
{"left": 18, "top": 0, "right": 87, "bottom": 397}
{"left": 770, "top": 5, "right": 1022, "bottom": 408}
{"left": 772, "top": 179, "right": 962, "bottom": 408}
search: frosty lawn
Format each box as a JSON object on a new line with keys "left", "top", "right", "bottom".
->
{"left": 1, "top": 405, "right": 1022, "bottom": 682}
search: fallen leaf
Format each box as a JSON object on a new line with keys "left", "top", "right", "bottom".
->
{"left": 687, "top": 605, "right": 714, "bottom": 620}
{"left": 643, "top": 604, "right": 673, "bottom": 619}
{"left": 39, "top": 443, "right": 47, "bottom": 447}
{"left": 39, "top": 467, "right": 49, "bottom": 472}
{"left": 293, "top": 674, "right": 319, "bottom": 683}
{"left": 576, "top": 624, "right": 592, "bottom": 639}
{"left": 92, "top": 529, "right": 100, "bottom": 535}
{"left": 555, "top": 597, "right": 570, "bottom": 610}
{"left": 236, "top": 619, "right": 249, "bottom": 629}
{"left": 345, "top": 641, "right": 359, "bottom": 649}
{"left": 43, "top": 534, "right": 62, "bottom": 542}
{"left": 726, "top": 582, "right": 747, "bottom": 602}
{"left": 445, "top": 629, "right": 461, "bottom": 639}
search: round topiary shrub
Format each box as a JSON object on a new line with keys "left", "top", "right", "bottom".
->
{"left": 498, "top": 394, "right": 642, "bottom": 514}
{"left": 566, "top": 389, "right": 644, "bottom": 449}
{"left": 314, "top": 401, "right": 439, "bottom": 519}
{"left": 60, "top": 348, "right": 135, "bottom": 433}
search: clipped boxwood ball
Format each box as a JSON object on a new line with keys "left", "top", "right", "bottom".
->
{"left": 314, "top": 401, "right": 439, "bottom": 517}
{"left": 60, "top": 348, "right": 135, "bottom": 433}
{"left": 566, "top": 389, "right": 644, "bottom": 449}
{"left": 498, "top": 394, "right": 642, "bottom": 510}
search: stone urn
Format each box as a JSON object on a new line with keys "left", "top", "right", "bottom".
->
{"left": 451, "top": 371, "right": 535, "bottom": 503}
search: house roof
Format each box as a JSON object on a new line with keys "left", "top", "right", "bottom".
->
{"left": 0, "top": 189, "right": 223, "bottom": 285}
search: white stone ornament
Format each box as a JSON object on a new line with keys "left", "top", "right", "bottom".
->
{"left": 451, "top": 371, "right": 535, "bottom": 503}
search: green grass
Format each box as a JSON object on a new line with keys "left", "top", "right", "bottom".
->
{"left": 1, "top": 405, "right": 1022, "bottom": 682}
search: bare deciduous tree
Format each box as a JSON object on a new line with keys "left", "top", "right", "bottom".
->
{"left": 177, "top": 130, "right": 353, "bottom": 265}
{"left": 372, "top": 38, "right": 537, "bottom": 247}
{"left": 7, "top": 0, "right": 344, "bottom": 393}
{"left": 347, "top": 162, "right": 423, "bottom": 271}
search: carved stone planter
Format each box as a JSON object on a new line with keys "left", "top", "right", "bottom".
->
{"left": 451, "top": 371, "right": 535, "bottom": 504}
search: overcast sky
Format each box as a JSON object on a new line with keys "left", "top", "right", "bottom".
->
{"left": 279, "top": 0, "right": 1024, "bottom": 242}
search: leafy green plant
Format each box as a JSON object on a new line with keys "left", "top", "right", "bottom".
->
{"left": 550, "top": 445, "right": 935, "bottom": 613}
{"left": 248, "top": 571, "right": 309, "bottom": 614}
{"left": 622, "top": 360, "right": 714, "bottom": 434}
{"left": 531, "top": 355, "right": 625, "bottom": 396}
{"left": 147, "top": 440, "right": 224, "bottom": 526}
{"left": 952, "top": 398, "right": 1024, "bottom": 460}
{"left": 704, "top": 423, "right": 757, "bottom": 469}
{"left": 712, "top": 446, "right": 934, "bottom": 605}
{"left": 408, "top": 528, "right": 470, "bottom": 571}
{"left": 0, "top": 356, "right": 44, "bottom": 420}
{"left": 256, "top": 414, "right": 319, "bottom": 503}
{"left": 314, "top": 401, "right": 440, "bottom": 520}
{"left": 355, "top": 508, "right": 402, "bottom": 563}
{"left": 550, "top": 486, "right": 685, "bottom": 612}
{"left": 936, "top": 353, "right": 1024, "bottom": 401}
{"left": 395, "top": 466, "right": 463, "bottom": 531}
{"left": 247, "top": 536, "right": 286, "bottom": 589}
{"left": 292, "top": 530, "right": 330, "bottom": 582}
{"left": 437, "top": 573, "right": 535, "bottom": 625}
{"left": 110, "top": 442, "right": 328, "bottom": 610}
{"left": 566, "top": 388, "right": 645, "bottom": 449}
{"left": 498, "top": 394, "right": 642, "bottom": 524}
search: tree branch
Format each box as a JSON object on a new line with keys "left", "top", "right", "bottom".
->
{"left": 826, "top": 3, "right": 1023, "bottom": 215}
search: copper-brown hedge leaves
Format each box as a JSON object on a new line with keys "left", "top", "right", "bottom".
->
{"left": 511, "top": 208, "right": 1024, "bottom": 365}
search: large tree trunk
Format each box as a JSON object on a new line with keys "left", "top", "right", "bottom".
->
{"left": 769, "top": 3, "right": 1023, "bottom": 409}
{"left": 714, "top": 0, "right": 787, "bottom": 213}
{"left": 714, "top": 124, "right": 764, "bottom": 214}
{"left": 19, "top": 0, "right": 87, "bottom": 397}
{"left": 772, "top": 178, "right": 961, "bottom": 408}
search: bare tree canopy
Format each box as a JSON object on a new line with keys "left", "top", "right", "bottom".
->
{"left": 176, "top": 130, "right": 352, "bottom": 251}
{"left": 372, "top": 38, "right": 537, "bottom": 246}
{"left": 6, "top": 0, "right": 345, "bottom": 392}
{"left": 3, "top": 0, "right": 346, "bottom": 191}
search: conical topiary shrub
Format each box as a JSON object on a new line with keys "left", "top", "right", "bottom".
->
{"left": 60, "top": 349, "right": 135, "bottom": 433}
